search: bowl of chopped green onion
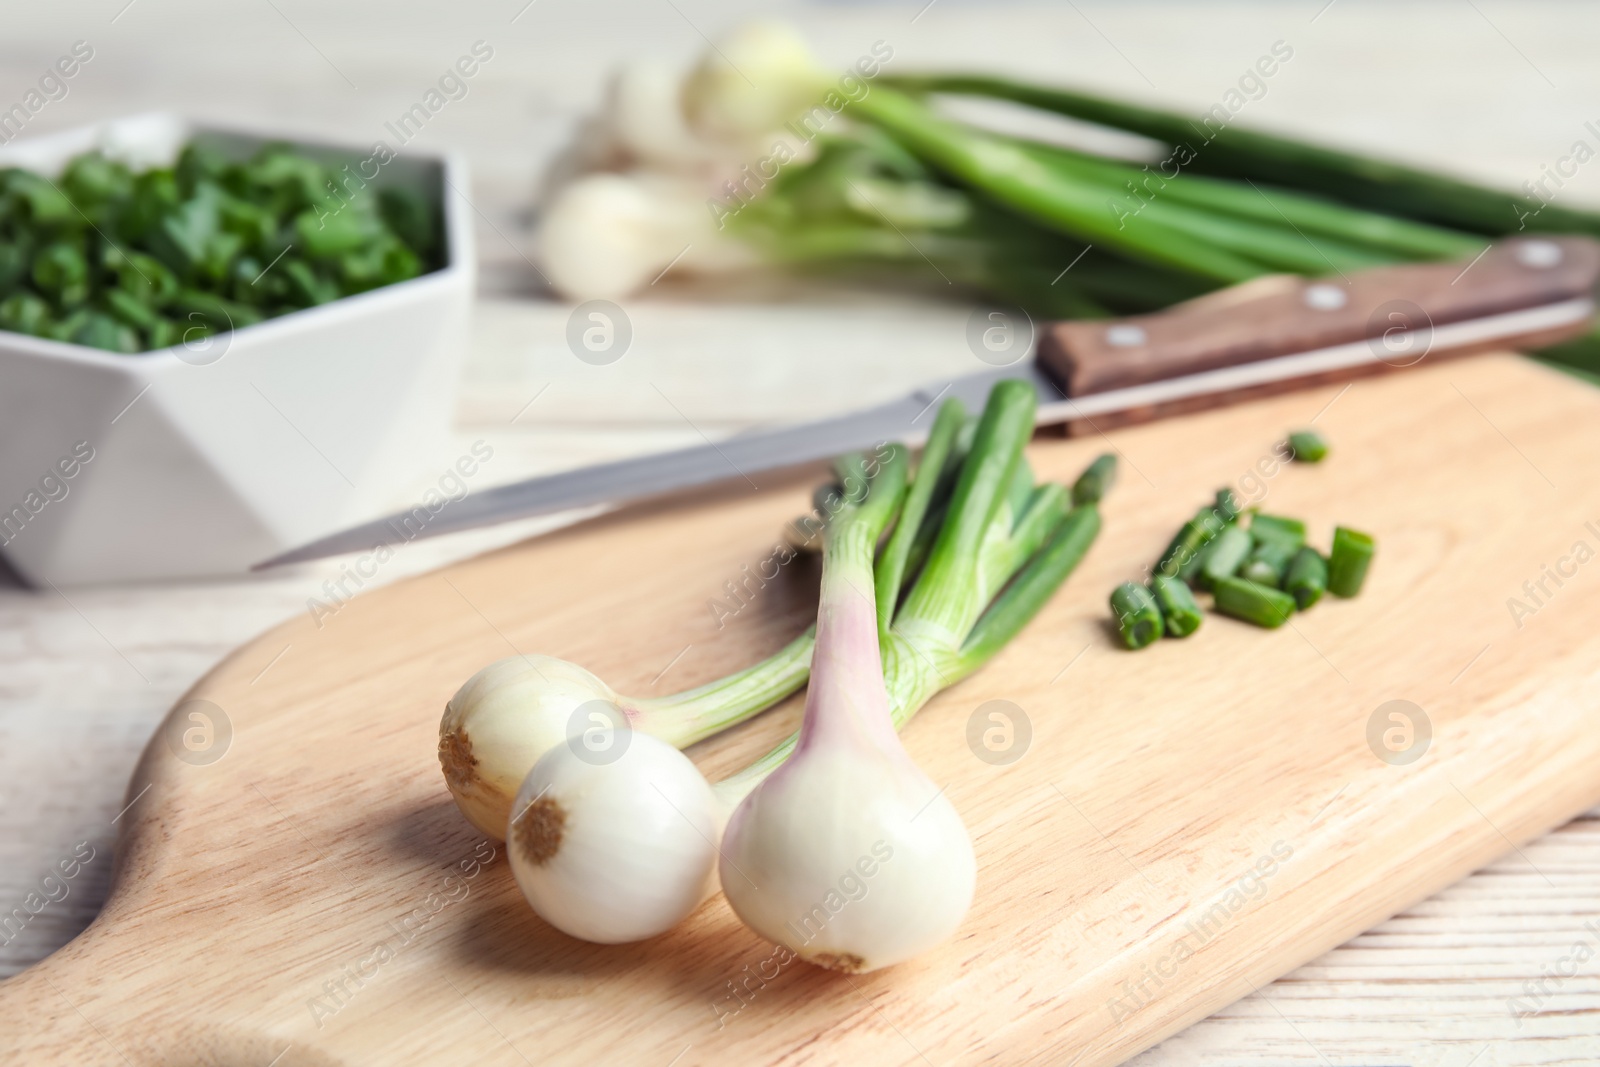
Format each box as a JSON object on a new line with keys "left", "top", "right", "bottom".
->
{"left": 0, "top": 113, "right": 473, "bottom": 585}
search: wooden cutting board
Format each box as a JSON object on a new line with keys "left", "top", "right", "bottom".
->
{"left": 7, "top": 352, "right": 1600, "bottom": 1067}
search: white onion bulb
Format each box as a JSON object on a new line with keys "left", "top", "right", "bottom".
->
{"left": 681, "top": 22, "right": 826, "bottom": 142}
{"left": 507, "top": 732, "right": 719, "bottom": 943}
{"left": 603, "top": 59, "right": 707, "bottom": 169}
{"left": 718, "top": 730, "right": 975, "bottom": 972}
{"left": 720, "top": 461, "right": 976, "bottom": 973}
{"left": 438, "top": 656, "right": 622, "bottom": 840}
{"left": 535, "top": 171, "right": 752, "bottom": 300}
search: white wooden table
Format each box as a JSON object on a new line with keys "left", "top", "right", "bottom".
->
{"left": 4, "top": 2, "right": 1600, "bottom": 1063}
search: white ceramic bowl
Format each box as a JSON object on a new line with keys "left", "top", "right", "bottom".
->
{"left": 0, "top": 114, "right": 473, "bottom": 585}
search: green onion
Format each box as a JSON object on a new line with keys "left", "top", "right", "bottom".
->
{"left": 882, "top": 73, "right": 1600, "bottom": 239}
{"left": 864, "top": 73, "right": 1600, "bottom": 377}
{"left": 1284, "top": 547, "right": 1329, "bottom": 610}
{"left": 1070, "top": 452, "right": 1118, "bottom": 506}
{"left": 0, "top": 141, "right": 439, "bottom": 354}
{"left": 716, "top": 426, "right": 977, "bottom": 975}
{"left": 847, "top": 87, "right": 1264, "bottom": 282}
{"left": 1008, "top": 139, "right": 1480, "bottom": 262}
{"left": 1287, "top": 430, "right": 1329, "bottom": 463}
{"left": 539, "top": 35, "right": 1600, "bottom": 379}
{"left": 954, "top": 501, "right": 1100, "bottom": 676}
{"left": 894, "top": 381, "right": 1035, "bottom": 638}
{"left": 1156, "top": 506, "right": 1228, "bottom": 580}
{"left": 1200, "top": 524, "right": 1252, "bottom": 590}
{"left": 0, "top": 292, "right": 51, "bottom": 335}
{"left": 495, "top": 381, "right": 1111, "bottom": 959}
{"left": 1327, "top": 526, "right": 1375, "bottom": 597}
{"left": 31, "top": 242, "right": 89, "bottom": 306}
{"left": 1150, "top": 575, "right": 1203, "bottom": 637}
{"left": 1111, "top": 581, "right": 1163, "bottom": 649}
{"left": 1214, "top": 487, "right": 1242, "bottom": 526}
{"left": 1176, "top": 535, "right": 1214, "bottom": 586}
{"left": 874, "top": 399, "right": 967, "bottom": 631}
{"left": 730, "top": 383, "right": 1105, "bottom": 790}
{"left": 1005, "top": 146, "right": 1411, "bottom": 275}
{"left": 1240, "top": 538, "right": 1297, "bottom": 588}
{"left": 1250, "top": 513, "right": 1307, "bottom": 548}
{"left": 1212, "top": 576, "right": 1296, "bottom": 628}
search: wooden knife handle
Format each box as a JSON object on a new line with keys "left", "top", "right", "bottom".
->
{"left": 1036, "top": 236, "right": 1600, "bottom": 397}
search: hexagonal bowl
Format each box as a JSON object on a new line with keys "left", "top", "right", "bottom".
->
{"left": 0, "top": 113, "right": 474, "bottom": 585}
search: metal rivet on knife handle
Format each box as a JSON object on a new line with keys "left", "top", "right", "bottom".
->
{"left": 1515, "top": 239, "right": 1563, "bottom": 269}
{"left": 1303, "top": 283, "right": 1347, "bottom": 310}
{"left": 1033, "top": 236, "right": 1600, "bottom": 402}
{"left": 1105, "top": 324, "right": 1146, "bottom": 347}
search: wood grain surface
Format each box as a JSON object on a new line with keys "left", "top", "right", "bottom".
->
{"left": 5, "top": 353, "right": 1600, "bottom": 1066}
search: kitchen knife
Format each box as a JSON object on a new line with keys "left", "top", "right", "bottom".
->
{"left": 256, "top": 236, "right": 1600, "bottom": 569}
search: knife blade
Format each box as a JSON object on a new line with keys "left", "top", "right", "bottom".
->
{"left": 256, "top": 236, "right": 1600, "bottom": 569}
{"left": 255, "top": 364, "right": 1043, "bottom": 568}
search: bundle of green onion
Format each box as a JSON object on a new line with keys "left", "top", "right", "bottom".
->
{"left": 0, "top": 141, "right": 439, "bottom": 354}
{"left": 743, "top": 79, "right": 1600, "bottom": 374}
{"left": 536, "top": 23, "right": 1600, "bottom": 379}
{"left": 441, "top": 382, "right": 1106, "bottom": 967}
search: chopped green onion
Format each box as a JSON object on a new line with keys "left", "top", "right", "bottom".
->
{"left": 1150, "top": 575, "right": 1202, "bottom": 637}
{"left": 0, "top": 141, "right": 440, "bottom": 355}
{"left": 69, "top": 311, "right": 139, "bottom": 353}
{"left": 0, "top": 292, "right": 51, "bottom": 335}
{"left": 1156, "top": 506, "right": 1227, "bottom": 579}
{"left": 1071, "top": 452, "right": 1117, "bottom": 506}
{"left": 1249, "top": 513, "right": 1307, "bottom": 548}
{"left": 1212, "top": 576, "right": 1296, "bottom": 628}
{"left": 32, "top": 242, "right": 89, "bottom": 306}
{"left": 1110, "top": 581, "right": 1162, "bottom": 649}
{"left": 1200, "top": 524, "right": 1252, "bottom": 590}
{"left": 104, "top": 288, "right": 161, "bottom": 332}
{"left": 1176, "top": 536, "right": 1214, "bottom": 586}
{"left": 1240, "top": 538, "right": 1297, "bottom": 588}
{"left": 1285, "top": 547, "right": 1329, "bottom": 610}
{"left": 1214, "top": 487, "right": 1242, "bottom": 526}
{"left": 1287, "top": 430, "right": 1329, "bottom": 463}
{"left": 1327, "top": 526, "right": 1375, "bottom": 597}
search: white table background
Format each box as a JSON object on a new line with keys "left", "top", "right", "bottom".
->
{"left": 3, "top": 2, "right": 1600, "bottom": 1063}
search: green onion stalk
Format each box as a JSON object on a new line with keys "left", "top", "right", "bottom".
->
{"left": 871, "top": 74, "right": 1600, "bottom": 374}
{"left": 725, "top": 132, "right": 1209, "bottom": 321}
{"left": 717, "top": 381, "right": 1099, "bottom": 799}
{"left": 501, "top": 381, "right": 1107, "bottom": 947}
{"left": 440, "top": 625, "right": 816, "bottom": 841}
{"left": 714, "top": 45, "right": 1600, "bottom": 373}
{"left": 883, "top": 73, "right": 1600, "bottom": 238}
{"left": 538, "top": 25, "right": 1600, "bottom": 371}
{"left": 841, "top": 85, "right": 1489, "bottom": 280}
